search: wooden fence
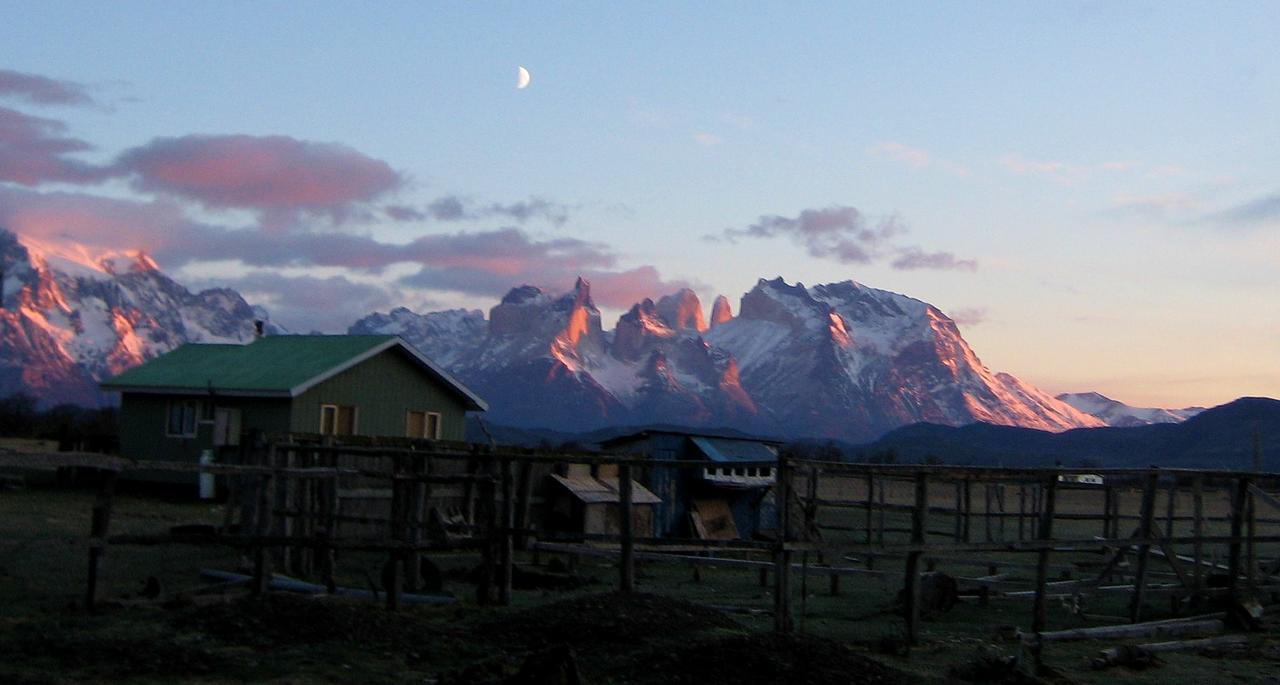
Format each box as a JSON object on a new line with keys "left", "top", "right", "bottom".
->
{"left": 4, "top": 443, "right": 1279, "bottom": 663}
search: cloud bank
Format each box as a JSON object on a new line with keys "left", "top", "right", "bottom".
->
{"left": 715, "top": 205, "right": 977, "bottom": 271}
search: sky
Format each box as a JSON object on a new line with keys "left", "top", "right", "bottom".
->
{"left": 0, "top": 1, "right": 1277, "bottom": 409}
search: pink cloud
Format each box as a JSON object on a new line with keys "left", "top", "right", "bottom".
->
{"left": 0, "top": 107, "right": 105, "bottom": 185}
{"left": 112, "top": 134, "right": 403, "bottom": 218}
{"left": 577, "top": 266, "right": 697, "bottom": 309}
{"left": 869, "top": 141, "right": 931, "bottom": 168}
{"left": 0, "top": 69, "right": 96, "bottom": 107}
{"left": 0, "top": 187, "right": 671, "bottom": 308}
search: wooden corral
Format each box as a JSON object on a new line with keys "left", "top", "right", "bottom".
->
{"left": 5, "top": 443, "right": 1280, "bottom": 669}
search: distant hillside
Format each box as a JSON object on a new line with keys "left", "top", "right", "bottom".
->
{"left": 851, "top": 397, "right": 1280, "bottom": 470}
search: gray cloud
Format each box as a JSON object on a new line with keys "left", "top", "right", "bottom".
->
{"left": 0, "top": 107, "right": 106, "bottom": 185}
{"left": 716, "top": 205, "right": 976, "bottom": 271}
{"left": 948, "top": 307, "right": 987, "bottom": 327}
{"left": 0, "top": 186, "right": 690, "bottom": 321}
{"left": 891, "top": 248, "right": 977, "bottom": 272}
{"left": 191, "top": 271, "right": 396, "bottom": 333}
{"left": 0, "top": 69, "right": 96, "bottom": 107}
{"left": 388, "top": 195, "right": 571, "bottom": 226}
{"left": 1207, "top": 191, "right": 1280, "bottom": 227}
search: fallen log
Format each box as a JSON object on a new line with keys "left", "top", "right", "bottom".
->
{"left": 1092, "top": 634, "right": 1249, "bottom": 670}
{"left": 1024, "top": 617, "right": 1224, "bottom": 645}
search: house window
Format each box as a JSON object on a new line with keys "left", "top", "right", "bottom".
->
{"left": 406, "top": 410, "right": 442, "bottom": 439}
{"left": 320, "top": 404, "right": 357, "bottom": 436}
{"left": 166, "top": 400, "right": 199, "bottom": 437}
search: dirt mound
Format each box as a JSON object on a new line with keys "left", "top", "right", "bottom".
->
{"left": 2, "top": 624, "right": 221, "bottom": 681}
{"left": 491, "top": 592, "right": 740, "bottom": 648}
{"left": 173, "top": 593, "right": 443, "bottom": 648}
{"left": 641, "top": 633, "right": 911, "bottom": 685}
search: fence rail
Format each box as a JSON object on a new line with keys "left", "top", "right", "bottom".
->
{"left": 4, "top": 441, "right": 1280, "bottom": 667}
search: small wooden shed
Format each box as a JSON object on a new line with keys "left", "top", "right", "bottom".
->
{"left": 545, "top": 464, "right": 661, "bottom": 539}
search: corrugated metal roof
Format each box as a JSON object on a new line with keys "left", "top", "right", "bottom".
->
{"left": 100, "top": 335, "right": 487, "bottom": 410}
{"left": 690, "top": 436, "right": 779, "bottom": 463}
{"left": 549, "top": 474, "right": 661, "bottom": 504}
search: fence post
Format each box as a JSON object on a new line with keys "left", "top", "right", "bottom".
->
{"left": 515, "top": 459, "right": 535, "bottom": 551}
{"left": 475, "top": 472, "right": 496, "bottom": 605}
{"left": 1018, "top": 484, "right": 1026, "bottom": 541}
{"left": 386, "top": 456, "right": 404, "bottom": 612}
{"left": 499, "top": 456, "right": 514, "bottom": 605}
{"left": 1246, "top": 483, "right": 1257, "bottom": 592}
{"left": 1191, "top": 476, "right": 1204, "bottom": 607}
{"left": 1228, "top": 477, "right": 1249, "bottom": 595}
{"left": 1129, "top": 471, "right": 1159, "bottom": 622}
{"left": 1030, "top": 473, "right": 1058, "bottom": 666}
{"left": 85, "top": 470, "right": 119, "bottom": 612}
{"left": 953, "top": 481, "right": 963, "bottom": 542}
{"left": 876, "top": 475, "right": 887, "bottom": 546}
{"left": 619, "top": 462, "right": 635, "bottom": 593}
{"left": 984, "top": 484, "right": 994, "bottom": 542}
{"left": 865, "top": 470, "right": 875, "bottom": 546}
{"left": 904, "top": 471, "right": 928, "bottom": 645}
{"left": 252, "top": 471, "right": 275, "bottom": 596}
{"left": 963, "top": 478, "right": 973, "bottom": 543}
{"left": 1103, "top": 485, "right": 1115, "bottom": 539}
{"left": 773, "top": 454, "right": 793, "bottom": 633}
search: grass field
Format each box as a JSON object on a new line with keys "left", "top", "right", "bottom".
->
{"left": 5, "top": 483, "right": 1280, "bottom": 683}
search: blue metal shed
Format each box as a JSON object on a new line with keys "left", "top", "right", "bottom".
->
{"left": 601, "top": 429, "right": 781, "bottom": 539}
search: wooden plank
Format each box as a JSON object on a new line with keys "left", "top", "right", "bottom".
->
{"left": 1031, "top": 475, "right": 1058, "bottom": 636}
{"left": 773, "top": 455, "right": 793, "bottom": 634}
{"left": 386, "top": 456, "right": 404, "bottom": 612}
{"left": 864, "top": 471, "right": 875, "bottom": 545}
{"left": 1247, "top": 483, "right": 1257, "bottom": 591}
{"left": 84, "top": 470, "right": 118, "bottom": 611}
{"left": 619, "top": 462, "right": 635, "bottom": 593}
{"left": 953, "top": 481, "right": 964, "bottom": 542}
{"left": 1129, "top": 472, "right": 1159, "bottom": 622}
{"left": 1029, "top": 618, "right": 1224, "bottom": 644}
{"left": 1228, "top": 477, "right": 1249, "bottom": 593}
{"left": 499, "top": 456, "right": 514, "bottom": 605}
{"left": 904, "top": 472, "right": 928, "bottom": 645}
{"left": 1149, "top": 522, "right": 1192, "bottom": 590}
{"left": 252, "top": 472, "right": 274, "bottom": 596}
{"left": 514, "top": 458, "right": 534, "bottom": 550}
{"left": 1192, "top": 476, "right": 1204, "bottom": 605}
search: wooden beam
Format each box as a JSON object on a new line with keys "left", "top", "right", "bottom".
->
{"left": 904, "top": 472, "right": 928, "bottom": 645}
{"left": 1031, "top": 475, "right": 1058, "bottom": 635}
{"left": 773, "top": 455, "right": 794, "bottom": 634}
{"left": 1228, "top": 477, "right": 1249, "bottom": 594}
{"left": 619, "top": 462, "right": 635, "bottom": 593}
{"left": 84, "top": 470, "right": 118, "bottom": 611}
{"left": 1129, "top": 471, "right": 1159, "bottom": 622}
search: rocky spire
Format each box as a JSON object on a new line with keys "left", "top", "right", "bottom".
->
{"left": 655, "top": 288, "right": 707, "bottom": 332}
{"left": 709, "top": 295, "right": 733, "bottom": 327}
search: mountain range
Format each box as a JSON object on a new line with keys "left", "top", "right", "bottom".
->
{"left": 852, "top": 396, "right": 1279, "bottom": 470}
{"left": 352, "top": 275, "right": 1107, "bottom": 442}
{"left": 0, "top": 229, "right": 276, "bottom": 406}
{"left": 0, "top": 227, "right": 1207, "bottom": 444}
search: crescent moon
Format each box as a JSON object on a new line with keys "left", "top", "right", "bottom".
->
{"left": 516, "top": 66, "right": 531, "bottom": 90}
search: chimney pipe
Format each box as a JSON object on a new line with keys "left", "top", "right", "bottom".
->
{"left": 253, "top": 319, "right": 264, "bottom": 338}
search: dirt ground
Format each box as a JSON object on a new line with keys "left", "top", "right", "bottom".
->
{"left": 8, "top": 487, "right": 1280, "bottom": 683}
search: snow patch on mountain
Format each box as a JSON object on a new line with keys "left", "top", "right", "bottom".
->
{"left": 0, "top": 229, "right": 279, "bottom": 407}
{"left": 1056, "top": 391, "right": 1204, "bottom": 427}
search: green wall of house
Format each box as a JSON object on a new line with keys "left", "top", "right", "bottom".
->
{"left": 116, "top": 394, "right": 292, "bottom": 486}
{"left": 115, "top": 346, "right": 472, "bottom": 483}
{"left": 289, "top": 348, "right": 469, "bottom": 440}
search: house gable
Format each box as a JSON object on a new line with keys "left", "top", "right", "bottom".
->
{"left": 290, "top": 345, "right": 470, "bottom": 441}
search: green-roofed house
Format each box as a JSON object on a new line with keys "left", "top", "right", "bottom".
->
{"left": 101, "top": 335, "right": 487, "bottom": 488}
